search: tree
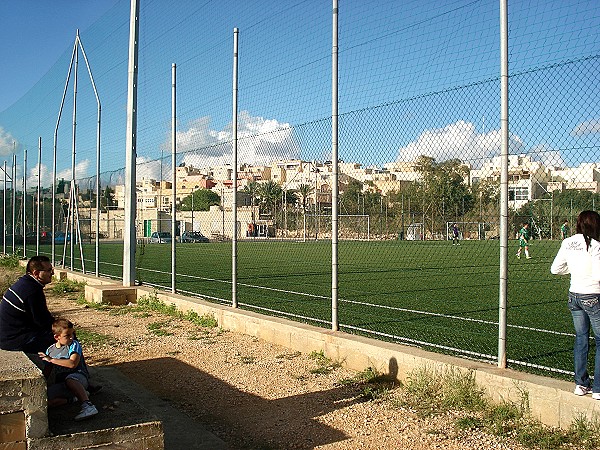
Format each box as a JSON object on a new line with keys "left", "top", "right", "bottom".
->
{"left": 297, "top": 184, "right": 314, "bottom": 213}
{"left": 414, "top": 156, "right": 474, "bottom": 235}
{"left": 256, "top": 181, "right": 282, "bottom": 216}
{"left": 241, "top": 181, "right": 259, "bottom": 210}
{"left": 100, "top": 186, "right": 115, "bottom": 210}
{"left": 178, "top": 189, "right": 220, "bottom": 211}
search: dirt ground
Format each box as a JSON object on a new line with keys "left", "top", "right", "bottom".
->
{"left": 43, "top": 286, "right": 529, "bottom": 450}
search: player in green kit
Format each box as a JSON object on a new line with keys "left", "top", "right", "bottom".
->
{"left": 560, "top": 219, "right": 569, "bottom": 239}
{"left": 516, "top": 222, "right": 531, "bottom": 259}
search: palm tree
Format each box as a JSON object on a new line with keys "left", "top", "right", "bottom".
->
{"left": 297, "top": 184, "right": 314, "bottom": 213}
{"left": 257, "top": 181, "right": 282, "bottom": 217}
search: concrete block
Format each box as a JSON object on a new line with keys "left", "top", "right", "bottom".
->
{"left": 28, "top": 422, "right": 164, "bottom": 450}
{"left": 84, "top": 285, "right": 137, "bottom": 306}
{"left": 0, "top": 411, "right": 25, "bottom": 442}
{"left": 0, "top": 351, "right": 48, "bottom": 439}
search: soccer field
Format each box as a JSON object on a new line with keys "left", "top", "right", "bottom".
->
{"left": 37, "top": 238, "right": 573, "bottom": 377}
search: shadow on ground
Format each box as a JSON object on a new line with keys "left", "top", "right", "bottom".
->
{"left": 112, "top": 357, "right": 363, "bottom": 449}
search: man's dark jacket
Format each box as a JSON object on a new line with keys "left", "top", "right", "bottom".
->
{"left": 0, "top": 274, "right": 54, "bottom": 350}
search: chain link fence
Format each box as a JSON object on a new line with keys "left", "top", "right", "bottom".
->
{"left": 0, "top": 0, "right": 599, "bottom": 380}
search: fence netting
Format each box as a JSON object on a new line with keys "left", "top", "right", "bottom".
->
{"left": 0, "top": 0, "right": 599, "bottom": 380}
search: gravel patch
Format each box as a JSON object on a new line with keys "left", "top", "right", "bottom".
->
{"left": 45, "top": 289, "right": 529, "bottom": 450}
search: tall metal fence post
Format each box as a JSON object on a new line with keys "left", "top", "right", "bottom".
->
{"left": 12, "top": 153, "right": 15, "bottom": 254}
{"left": 70, "top": 31, "right": 79, "bottom": 270}
{"left": 171, "top": 62, "right": 177, "bottom": 293}
{"left": 498, "top": 0, "right": 509, "bottom": 369}
{"left": 3, "top": 160, "right": 6, "bottom": 255}
{"left": 331, "top": 0, "right": 339, "bottom": 331}
{"left": 232, "top": 27, "right": 239, "bottom": 308}
{"left": 22, "top": 149, "right": 26, "bottom": 258}
{"left": 36, "top": 137, "right": 41, "bottom": 254}
{"left": 123, "top": 0, "right": 140, "bottom": 287}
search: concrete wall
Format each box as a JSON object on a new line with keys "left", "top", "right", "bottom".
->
{"left": 71, "top": 269, "right": 600, "bottom": 429}
{"left": 0, "top": 351, "right": 48, "bottom": 448}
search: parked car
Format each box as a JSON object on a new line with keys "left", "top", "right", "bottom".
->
{"left": 150, "top": 231, "right": 172, "bottom": 243}
{"left": 54, "top": 232, "right": 71, "bottom": 243}
{"left": 180, "top": 231, "right": 209, "bottom": 243}
{"left": 26, "top": 232, "right": 52, "bottom": 244}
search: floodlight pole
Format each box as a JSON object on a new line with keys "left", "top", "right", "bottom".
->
{"left": 123, "top": 0, "right": 140, "bottom": 286}
{"left": 331, "top": 0, "right": 339, "bottom": 331}
{"left": 231, "top": 27, "right": 239, "bottom": 308}
{"left": 171, "top": 62, "right": 177, "bottom": 293}
{"left": 498, "top": 0, "right": 509, "bottom": 369}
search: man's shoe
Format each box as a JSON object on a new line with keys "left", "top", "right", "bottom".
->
{"left": 75, "top": 401, "right": 98, "bottom": 421}
{"left": 574, "top": 385, "right": 592, "bottom": 396}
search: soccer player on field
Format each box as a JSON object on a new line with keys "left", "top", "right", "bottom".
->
{"left": 452, "top": 223, "right": 460, "bottom": 245}
{"left": 516, "top": 222, "right": 531, "bottom": 259}
{"left": 561, "top": 219, "right": 569, "bottom": 239}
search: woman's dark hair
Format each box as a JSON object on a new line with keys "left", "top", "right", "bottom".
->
{"left": 576, "top": 210, "right": 600, "bottom": 250}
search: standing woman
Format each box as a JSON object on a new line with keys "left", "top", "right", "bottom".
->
{"left": 551, "top": 210, "right": 600, "bottom": 398}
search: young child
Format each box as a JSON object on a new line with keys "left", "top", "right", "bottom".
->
{"left": 38, "top": 318, "right": 98, "bottom": 421}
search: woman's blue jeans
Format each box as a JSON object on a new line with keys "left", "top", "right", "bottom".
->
{"left": 568, "top": 292, "right": 600, "bottom": 392}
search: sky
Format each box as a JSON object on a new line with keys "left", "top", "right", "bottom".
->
{"left": 0, "top": 1, "right": 121, "bottom": 112}
{"left": 0, "top": 0, "right": 598, "bottom": 188}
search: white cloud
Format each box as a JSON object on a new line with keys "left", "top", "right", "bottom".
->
{"left": 529, "top": 143, "right": 565, "bottom": 168}
{"left": 169, "top": 111, "right": 299, "bottom": 169}
{"left": 136, "top": 156, "right": 170, "bottom": 182}
{"left": 572, "top": 119, "right": 600, "bottom": 136}
{"left": 0, "top": 127, "right": 17, "bottom": 156}
{"left": 56, "top": 159, "right": 91, "bottom": 184}
{"left": 396, "top": 120, "right": 525, "bottom": 167}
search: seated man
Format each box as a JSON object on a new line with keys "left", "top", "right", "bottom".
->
{"left": 0, "top": 255, "right": 55, "bottom": 353}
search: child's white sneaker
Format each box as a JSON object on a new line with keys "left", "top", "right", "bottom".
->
{"left": 75, "top": 401, "right": 98, "bottom": 421}
{"left": 592, "top": 393, "right": 600, "bottom": 400}
{"left": 574, "top": 385, "right": 592, "bottom": 396}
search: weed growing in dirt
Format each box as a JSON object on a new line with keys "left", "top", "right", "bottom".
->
{"left": 338, "top": 367, "right": 395, "bottom": 401}
{"left": 0, "top": 269, "right": 19, "bottom": 294}
{"left": 75, "top": 328, "right": 113, "bottom": 346}
{"left": 135, "top": 293, "right": 219, "bottom": 329}
{"left": 76, "top": 294, "right": 111, "bottom": 311}
{"left": 51, "top": 279, "right": 86, "bottom": 294}
{"left": 568, "top": 414, "right": 600, "bottom": 450}
{"left": 398, "top": 365, "right": 600, "bottom": 449}
{"left": 75, "top": 291, "right": 218, "bottom": 330}
{"left": 184, "top": 310, "right": 218, "bottom": 328}
{"left": 0, "top": 253, "right": 21, "bottom": 268}
{"left": 308, "top": 350, "right": 342, "bottom": 375}
{"left": 147, "top": 321, "right": 174, "bottom": 336}
{"left": 276, "top": 351, "right": 302, "bottom": 360}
